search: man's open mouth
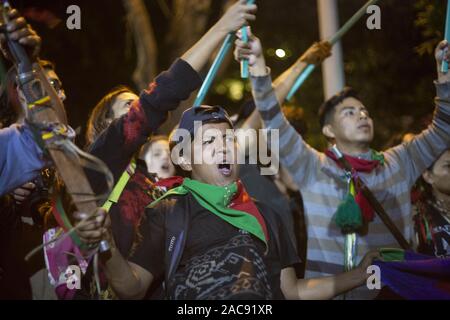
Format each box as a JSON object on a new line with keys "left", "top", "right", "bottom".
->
{"left": 358, "top": 124, "right": 370, "bottom": 130}
{"left": 218, "top": 163, "right": 232, "bottom": 176}
{"left": 161, "top": 163, "right": 170, "bottom": 171}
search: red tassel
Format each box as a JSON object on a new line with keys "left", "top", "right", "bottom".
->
{"left": 355, "top": 191, "right": 375, "bottom": 222}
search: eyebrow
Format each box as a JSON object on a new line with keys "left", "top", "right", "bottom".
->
{"left": 339, "top": 106, "right": 356, "bottom": 113}
{"left": 202, "top": 132, "right": 233, "bottom": 139}
{"left": 340, "top": 106, "right": 368, "bottom": 113}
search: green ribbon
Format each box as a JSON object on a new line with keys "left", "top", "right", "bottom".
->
{"left": 102, "top": 159, "right": 136, "bottom": 212}
{"left": 379, "top": 248, "right": 405, "bottom": 262}
{"left": 149, "top": 178, "right": 267, "bottom": 246}
{"left": 55, "top": 196, "right": 88, "bottom": 250}
{"left": 371, "top": 149, "right": 385, "bottom": 166}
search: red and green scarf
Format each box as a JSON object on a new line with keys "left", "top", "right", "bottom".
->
{"left": 149, "top": 178, "right": 269, "bottom": 247}
{"left": 326, "top": 149, "right": 385, "bottom": 233}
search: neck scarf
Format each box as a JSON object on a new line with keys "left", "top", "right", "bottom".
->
{"left": 326, "top": 149, "right": 385, "bottom": 233}
{"left": 149, "top": 178, "right": 269, "bottom": 247}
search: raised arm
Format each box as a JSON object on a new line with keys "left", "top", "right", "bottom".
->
{"left": 273, "top": 41, "right": 331, "bottom": 104}
{"left": 234, "top": 32, "right": 322, "bottom": 187}
{"left": 237, "top": 37, "right": 330, "bottom": 156}
{"left": 181, "top": 0, "right": 257, "bottom": 72}
{"left": 0, "top": 10, "right": 48, "bottom": 195}
{"left": 88, "top": 1, "right": 258, "bottom": 188}
{"left": 385, "top": 40, "right": 450, "bottom": 187}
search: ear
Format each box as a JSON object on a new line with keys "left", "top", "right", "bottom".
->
{"left": 322, "top": 124, "right": 335, "bottom": 140}
{"left": 178, "top": 156, "right": 192, "bottom": 172}
{"left": 422, "top": 170, "right": 434, "bottom": 185}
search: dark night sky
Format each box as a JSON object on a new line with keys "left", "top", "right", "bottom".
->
{"left": 6, "top": 0, "right": 445, "bottom": 149}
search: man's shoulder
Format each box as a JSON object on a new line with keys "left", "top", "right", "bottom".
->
{"left": 0, "top": 123, "right": 24, "bottom": 138}
{"left": 253, "top": 199, "right": 283, "bottom": 228}
{"left": 145, "top": 193, "right": 190, "bottom": 217}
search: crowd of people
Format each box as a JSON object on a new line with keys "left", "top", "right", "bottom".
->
{"left": 1, "top": 1, "right": 449, "bottom": 300}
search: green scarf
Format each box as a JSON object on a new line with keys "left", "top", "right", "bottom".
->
{"left": 149, "top": 178, "right": 267, "bottom": 246}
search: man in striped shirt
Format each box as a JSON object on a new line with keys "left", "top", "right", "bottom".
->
{"left": 235, "top": 34, "right": 450, "bottom": 299}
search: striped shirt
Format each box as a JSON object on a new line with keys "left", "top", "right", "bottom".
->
{"left": 251, "top": 72, "right": 450, "bottom": 299}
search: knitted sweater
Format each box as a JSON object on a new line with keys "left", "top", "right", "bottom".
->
{"left": 251, "top": 72, "right": 450, "bottom": 298}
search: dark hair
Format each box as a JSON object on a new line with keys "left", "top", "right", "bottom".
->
{"left": 39, "top": 59, "right": 56, "bottom": 71}
{"left": 413, "top": 151, "right": 448, "bottom": 205}
{"left": 85, "top": 85, "right": 134, "bottom": 148}
{"left": 0, "top": 67, "right": 21, "bottom": 127}
{"left": 0, "top": 59, "right": 57, "bottom": 128}
{"left": 318, "top": 87, "right": 359, "bottom": 128}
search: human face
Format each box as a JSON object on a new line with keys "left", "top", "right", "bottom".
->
{"left": 141, "top": 139, "right": 175, "bottom": 179}
{"left": 44, "top": 68, "right": 66, "bottom": 102}
{"left": 325, "top": 97, "right": 374, "bottom": 149}
{"left": 110, "top": 92, "right": 138, "bottom": 119}
{"left": 185, "top": 122, "right": 239, "bottom": 187}
{"left": 425, "top": 150, "right": 450, "bottom": 197}
{"left": 16, "top": 68, "right": 67, "bottom": 116}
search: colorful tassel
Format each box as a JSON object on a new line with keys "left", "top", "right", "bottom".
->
{"left": 334, "top": 193, "right": 363, "bottom": 234}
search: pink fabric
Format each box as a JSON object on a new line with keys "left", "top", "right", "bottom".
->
{"left": 43, "top": 228, "right": 90, "bottom": 300}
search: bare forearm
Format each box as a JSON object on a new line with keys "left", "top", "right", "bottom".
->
{"left": 181, "top": 24, "right": 228, "bottom": 72}
{"left": 296, "top": 267, "right": 367, "bottom": 300}
{"left": 273, "top": 58, "right": 308, "bottom": 104}
{"left": 102, "top": 242, "right": 149, "bottom": 299}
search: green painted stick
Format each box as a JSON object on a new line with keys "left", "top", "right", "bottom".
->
{"left": 240, "top": 0, "right": 256, "bottom": 79}
{"left": 441, "top": 0, "right": 450, "bottom": 73}
{"left": 194, "top": 33, "right": 234, "bottom": 107}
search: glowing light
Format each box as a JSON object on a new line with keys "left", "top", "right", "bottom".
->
{"left": 275, "top": 49, "right": 286, "bottom": 58}
{"left": 228, "top": 80, "right": 244, "bottom": 101}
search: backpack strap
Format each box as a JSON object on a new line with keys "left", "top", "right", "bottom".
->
{"left": 157, "top": 194, "right": 191, "bottom": 299}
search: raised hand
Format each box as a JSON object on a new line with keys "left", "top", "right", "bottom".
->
{"left": 234, "top": 27, "right": 263, "bottom": 67}
{"left": 300, "top": 41, "right": 332, "bottom": 65}
{"left": 0, "top": 8, "right": 41, "bottom": 60}
{"left": 74, "top": 208, "right": 111, "bottom": 248}
{"left": 215, "top": 0, "right": 257, "bottom": 34}
{"left": 12, "top": 182, "right": 36, "bottom": 205}
{"left": 436, "top": 40, "right": 450, "bottom": 83}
